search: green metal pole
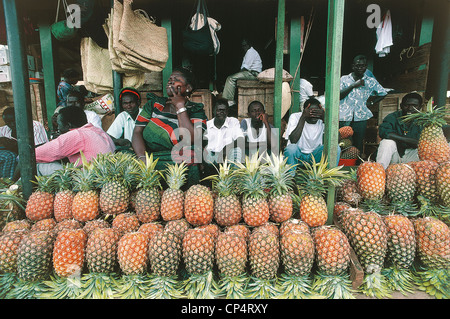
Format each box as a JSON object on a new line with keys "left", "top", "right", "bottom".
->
{"left": 324, "top": 0, "right": 345, "bottom": 224}
{"left": 38, "top": 20, "right": 57, "bottom": 132}
{"left": 111, "top": 0, "right": 122, "bottom": 115}
{"left": 2, "top": 0, "right": 36, "bottom": 199}
{"left": 289, "top": 17, "right": 302, "bottom": 114}
{"left": 274, "top": 0, "right": 285, "bottom": 130}
{"left": 161, "top": 18, "right": 172, "bottom": 97}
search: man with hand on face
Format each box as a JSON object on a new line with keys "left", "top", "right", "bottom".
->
{"left": 204, "top": 98, "right": 244, "bottom": 168}
{"left": 107, "top": 87, "right": 142, "bottom": 152}
{"left": 376, "top": 92, "right": 424, "bottom": 169}
{"left": 240, "top": 100, "right": 275, "bottom": 157}
{"left": 339, "top": 54, "right": 388, "bottom": 154}
{"left": 284, "top": 98, "right": 341, "bottom": 169}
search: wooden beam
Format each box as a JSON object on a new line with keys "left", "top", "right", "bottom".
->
{"left": 2, "top": 0, "right": 36, "bottom": 199}
{"left": 161, "top": 18, "right": 172, "bottom": 97}
{"left": 274, "top": 0, "right": 285, "bottom": 131}
{"left": 324, "top": 0, "right": 345, "bottom": 224}
{"left": 289, "top": 17, "right": 302, "bottom": 114}
{"left": 38, "top": 20, "right": 57, "bottom": 131}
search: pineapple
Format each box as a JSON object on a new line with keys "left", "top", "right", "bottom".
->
{"left": 342, "top": 210, "right": 390, "bottom": 298}
{"left": 278, "top": 228, "right": 315, "bottom": 299}
{"left": 52, "top": 164, "right": 75, "bottom": 222}
{"left": 333, "top": 202, "right": 352, "bottom": 225}
{"left": 111, "top": 212, "right": 140, "bottom": 236}
{"left": 224, "top": 224, "right": 250, "bottom": 242}
{"left": 0, "top": 230, "right": 27, "bottom": 297}
{"left": 12, "top": 230, "right": 54, "bottom": 299}
{"left": 79, "top": 227, "right": 120, "bottom": 299}
{"left": 339, "top": 138, "right": 353, "bottom": 150}
{"left": 341, "top": 146, "right": 360, "bottom": 160}
{"left": 357, "top": 158, "right": 386, "bottom": 201}
{"left": 93, "top": 153, "right": 138, "bottom": 217}
{"left": 296, "top": 156, "right": 347, "bottom": 227}
{"left": 0, "top": 184, "right": 26, "bottom": 230}
{"left": 214, "top": 231, "right": 249, "bottom": 299}
{"left": 409, "top": 160, "right": 440, "bottom": 203}
{"left": 25, "top": 175, "right": 55, "bottom": 221}
{"left": 246, "top": 228, "right": 280, "bottom": 298}
{"left": 184, "top": 184, "right": 214, "bottom": 227}
{"left": 203, "top": 159, "right": 242, "bottom": 227}
{"left": 385, "top": 163, "right": 417, "bottom": 215}
{"left": 413, "top": 217, "right": 450, "bottom": 299}
{"left": 402, "top": 98, "right": 450, "bottom": 164}
{"left": 279, "top": 218, "right": 310, "bottom": 237}
{"left": 53, "top": 219, "right": 82, "bottom": 234}
{"left": 436, "top": 161, "right": 450, "bottom": 207}
{"left": 138, "top": 222, "right": 164, "bottom": 240}
{"left": 339, "top": 126, "right": 354, "bottom": 139}
{"left": 261, "top": 153, "right": 295, "bottom": 223}
{"left": 164, "top": 218, "right": 191, "bottom": 239}
{"left": 31, "top": 218, "right": 57, "bottom": 232}
{"left": 336, "top": 168, "right": 362, "bottom": 207}
{"left": 147, "top": 230, "right": 185, "bottom": 299}
{"left": 133, "top": 153, "right": 163, "bottom": 223}
{"left": 114, "top": 231, "right": 151, "bottom": 299}
{"left": 2, "top": 219, "right": 31, "bottom": 233}
{"left": 71, "top": 164, "right": 100, "bottom": 222}
{"left": 312, "top": 226, "right": 355, "bottom": 299}
{"left": 83, "top": 218, "right": 110, "bottom": 236}
{"left": 234, "top": 153, "right": 270, "bottom": 227}
{"left": 382, "top": 214, "right": 416, "bottom": 295}
{"left": 181, "top": 228, "right": 217, "bottom": 299}
{"left": 197, "top": 223, "right": 220, "bottom": 242}
{"left": 160, "top": 162, "right": 188, "bottom": 221}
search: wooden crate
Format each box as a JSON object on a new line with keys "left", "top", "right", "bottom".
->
{"left": 377, "top": 92, "right": 425, "bottom": 124}
{"left": 190, "top": 89, "right": 213, "bottom": 120}
{"left": 236, "top": 79, "right": 274, "bottom": 122}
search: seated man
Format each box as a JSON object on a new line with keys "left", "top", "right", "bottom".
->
{"left": 35, "top": 106, "right": 115, "bottom": 175}
{"left": 240, "top": 100, "right": 275, "bottom": 157}
{"left": 0, "top": 106, "right": 48, "bottom": 179}
{"left": 376, "top": 92, "right": 423, "bottom": 169}
{"left": 52, "top": 88, "right": 103, "bottom": 138}
{"left": 107, "top": 87, "right": 142, "bottom": 152}
{"left": 283, "top": 97, "right": 341, "bottom": 169}
{"left": 204, "top": 98, "right": 244, "bottom": 171}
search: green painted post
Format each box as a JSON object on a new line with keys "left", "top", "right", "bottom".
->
{"left": 274, "top": 0, "right": 285, "bottom": 130}
{"left": 161, "top": 18, "right": 172, "bottom": 97}
{"left": 2, "top": 0, "right": 36, "bottom": 199}
{"left": 324, "top": 0, "right": 345, "bottom": 224}
{"left": 289, "top": 18, "right": 302, "bottom": 114}
{"left": 38, "top": 21, "right": 57, "bottom": 131}
{"left": 111, "top": 0, "right": 122, "bottom": 115}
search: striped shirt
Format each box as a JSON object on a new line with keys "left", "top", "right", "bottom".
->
{"left": 0, "top": 121, "right": 48, "bottom": 146}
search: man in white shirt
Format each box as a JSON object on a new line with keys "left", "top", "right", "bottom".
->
{"left": 204, "top": 98, "right": 244, "bottom": 172}
{"left": 107, "top": 87, "right": 142, "bottom": 152}
{"left": 222, "top": 38, "right": 263, "bottom": 106}
{"left": 283, "top": 98, "right": 341, "bottom": 170}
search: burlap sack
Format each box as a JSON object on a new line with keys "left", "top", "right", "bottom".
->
{"left": 257, "top": 68, "right": 294, "bottom": 83}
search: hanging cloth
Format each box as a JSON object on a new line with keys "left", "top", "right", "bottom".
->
{"left": 182, "top": 0, "right": 215, "bottom": 56}
{"left": 375, "top": 10, "right": 393, "bottom": 57}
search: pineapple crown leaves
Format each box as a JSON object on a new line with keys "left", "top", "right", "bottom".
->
{"left": 202, "top": 158, "right": 238, "bottom": 197}
{"left": 134, "top": 152, "right": 163, "bottom": 190}
{"left": 402, "top": 97, "right": 448, "bottom": 128}
{"left": 295, "top": 155, "right": 348, "bottom": 197}
{"left": 163, "top": 161, "right": 188, "bottom": 190}
{"left": 31, "top": 174, "right": 57, "bottom": 193}
{"left": 232, "top": 152, "right": 269, "bottom": 199}
{"left": 260, "top": 152, "right": 296, "bottom": 196}
{"left": 91, "top": 152, "right": 140, "bottom": 190}
{"left": 51, "top": 163, "right": 76, "bottom": 192}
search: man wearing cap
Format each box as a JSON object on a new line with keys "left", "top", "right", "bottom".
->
{"left": 376, "top": 92, "right": 423, "bottom": 169}
{"left": 107, "top": 87, "right": 142, "bottom": 152}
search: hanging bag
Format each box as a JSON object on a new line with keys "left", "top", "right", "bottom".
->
{"left": 182, "top": 0, "right": 215, "bottom": 56}
{"left": 51, "top": 0, "right": 78, "bottom": 41}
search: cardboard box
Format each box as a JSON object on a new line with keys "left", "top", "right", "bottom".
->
{"left": 0, "top": 65, "right": 11, "bottom": 82}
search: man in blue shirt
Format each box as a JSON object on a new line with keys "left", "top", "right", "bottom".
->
{"left": 339, "top": 55, "right": 388, "bottom": 153}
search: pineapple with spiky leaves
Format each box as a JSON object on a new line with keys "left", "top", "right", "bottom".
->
{"left": 277, "top": 228, "right": 316, "bottom": 299}
{"left": 385, "top": 163, "right": 418, "bottom": 215}
{"left": 246, "top": 228, "right": 280, "bottom": 298}
{"left": 203, "top": 159, "right": 242, "bottom": 227}
{"left": 214, "top": 230, "right": 249, "bottom": 299}
{"left": 12, "top": 230, "right": 54, "bottom": 299}
{"left": 133, "top": 153, "right": 163, "bottom": 223}
{"left": 181, "top": 228, "right": 217, "bottom": 299}
{"left": 402, "top": 98, "right": 450, "bottom": 164}
{"left": 262, "top": 153, "right": 295, "bottom": 223}
{"left": 160, "top": 162, "right": 188, "bottom": 221}
{"left": 413, "top": 217, "right": 450, "bottom": 299}
{"left": 78, "top": 227, "right": 120, "bottom": 299}
{"left": 312, "top": 226, "right": 355, "bottom": 299}
{"left": 296, "top": 156, "right": 347, "bottom": 227}
{"left": 114, "top": 231, "right": 151, "bottom": 299}
{"left": 184, "top": 184, "right": 214, "bottom": 227}
{"left": 0, "top": 184, "right": 26, "bottom": 230}
{"left": 93, "top": 153, "right": 138, "bottom": 217}
{"left": 147, "top": 230, "right": 185, "bottom": 299}
{"left": 381, "top": 214, "right": 416, "bottom": 295}
{"left": 234, "top": 153, "right": 270, "bottom": 227}
{"left": 71, "top": 159, "right": 100, "bottom": 222}
{"left": 342, "top": 210, "right": 390, "bottom": 298}
{"left": 25, "top": 174, "right": 55, "bottom": 221}
{"left": 52, "top": 163, "right": 76, "bottom": 222}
